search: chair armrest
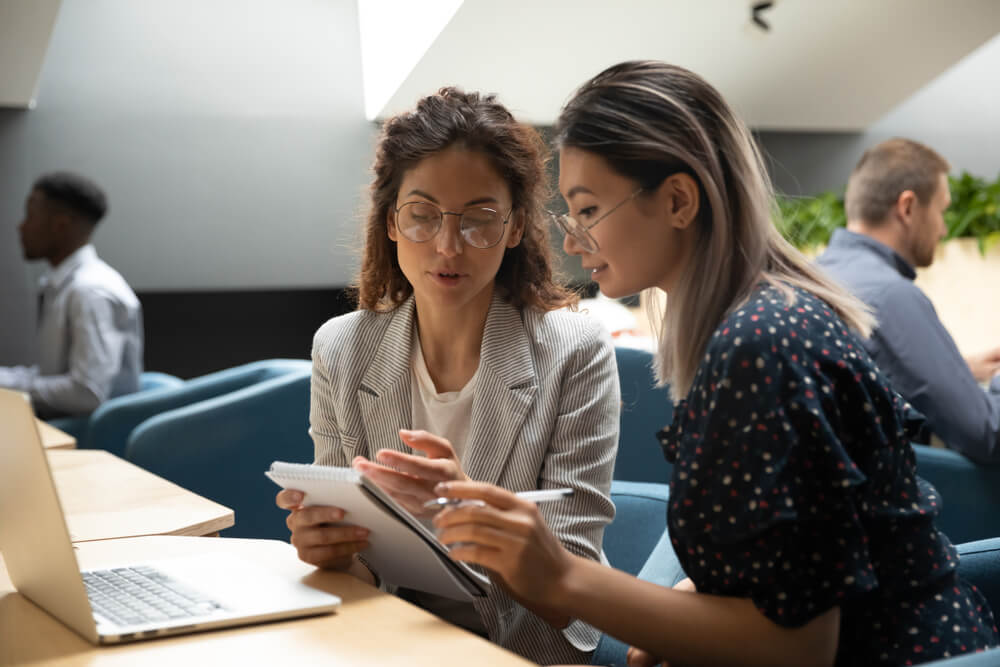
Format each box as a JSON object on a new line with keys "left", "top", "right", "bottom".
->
{"left": 85, "top": 359, "right": 310, "bottom": 457}
{"left": 139, "top": 371, "right": 184, "bottom": 392}
{"left": 913, "top": 444, "right": 1000, "bottom": 544}
{"left": 956, "top": 537, "right": 1000, "bottom": 620}
{"left": 916, "top": 647, "right": 1000, "bottom": 666}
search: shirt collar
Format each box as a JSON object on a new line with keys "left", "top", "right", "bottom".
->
{"left": 828, "top": 228, "right": 916, "bottom": 281}
{"left": 41, "top": 244, "right": 97, "bottom": 291}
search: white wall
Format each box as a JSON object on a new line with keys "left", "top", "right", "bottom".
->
{"left": 0, "top": 0, "right": 61, "bottom": 106}
{"left": 0, "top": 0, "right": 376, "bottom": 363}
{"left": 760, "top": 31, "right": 1000, "bottom": 196}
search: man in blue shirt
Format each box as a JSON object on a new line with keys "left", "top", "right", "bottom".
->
{"left": 0, "top": 172, "right": 144, "bottom": 418}
{"left": 818, "top": 138, "right": 1000, "bottom": 462}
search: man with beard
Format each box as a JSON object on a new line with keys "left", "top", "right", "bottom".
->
{"left": 818, "top": 138, "right": 1000, "bottom": 462}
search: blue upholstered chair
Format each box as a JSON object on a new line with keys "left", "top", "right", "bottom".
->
{"left": 84, "top": 359, "right": 311, "bottom": 457}
{"left": 921, "top": 649, "right": 1000, "bottom": 666}
{"left": 44, "top": 414, "right": 88, "bottom": 442}
{"left": 917, "top": 537, "right": 1000, "bottom": 666}
{"left": 592, "top": 480, "right": 683, "bottom": 666}
{"left": 46, "top": 370, "right": 185, "bottom": 443}
{"left": 613, "top": 346, "right": 674, "bottom": 483}
{"left": 913, "top": 445, "right": 1000, "bottom": 544}
{"left": 139, "top": 371, "right": 186, "bottom": 393}
{"left": 125, "top": 369, "right": 314, "bottom": 540}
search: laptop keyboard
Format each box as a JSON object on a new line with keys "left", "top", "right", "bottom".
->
{"left": 83, "top": 566, "right": 226, "bottom": 627}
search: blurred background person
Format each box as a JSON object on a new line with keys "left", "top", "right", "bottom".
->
{"left": 0, "top": 171, "right": 143, "bottom": 418}
{"left": 818, "top": 138, "right": 1000, "bottom": 462}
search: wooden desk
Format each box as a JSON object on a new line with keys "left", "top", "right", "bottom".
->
{"left": 0, "top": 536, "right": 532, "bottom": 667}
{"left": 48, "top": 449, "right": 234, "bottom": 542}
{"left": 38, "top": 418, "right": 77, "bottom": 449}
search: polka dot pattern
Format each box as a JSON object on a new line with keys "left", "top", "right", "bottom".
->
{"left": 659, "top": 284, "right": 998, "bottom": 665}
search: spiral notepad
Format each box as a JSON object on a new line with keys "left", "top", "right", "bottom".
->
{"left": 266, "top": 461, "right": 489, "bottom": 601}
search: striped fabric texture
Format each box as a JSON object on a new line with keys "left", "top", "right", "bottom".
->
{"left": 310, "top": 291, "right": 620, "bottom": 664}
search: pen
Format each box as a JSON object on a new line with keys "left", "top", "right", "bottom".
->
{"left": 423, "top": 487, "right": 574, "bottom": 511}
{"left": 514, "top": 488, "right": 574, "bottom": 503}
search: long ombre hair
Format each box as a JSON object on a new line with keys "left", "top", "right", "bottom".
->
{"left": 555, "top": 61, "right": 873, "bottom": 402}
{"left": 355, "top": 87, "right": 576, "bottom": 312}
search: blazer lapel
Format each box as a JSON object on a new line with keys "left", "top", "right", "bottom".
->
{"left": 463, "top": 293, "right": 538, "bottom": 485}
{"left": 358, "top": 299, "right": 415, "bottom": 458}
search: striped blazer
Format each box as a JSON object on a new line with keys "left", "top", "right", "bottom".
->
{"left": 310, "top": 291, "right": 620, "bottom": 664}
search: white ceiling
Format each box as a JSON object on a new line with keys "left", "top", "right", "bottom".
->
{"left": 0, "top": 0, "right": 61, "bottom": 107}
{"left": 376, "top": 0, "right": 1000, "bottom": 130}
{"left": 5, "top": 1, "right": 999, "bottom": 131}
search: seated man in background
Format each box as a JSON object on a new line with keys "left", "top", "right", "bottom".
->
{"left": 0, "top": 172, "right": 143, "bottom": 418}
{"left": 818, "top": 138, "right": 1000, "bottom": 462}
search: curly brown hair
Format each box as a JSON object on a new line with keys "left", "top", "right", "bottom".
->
{"left": 354, "top": 87, "right": 576, "bottom": 312}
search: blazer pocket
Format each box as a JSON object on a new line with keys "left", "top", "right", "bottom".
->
{"left": 339, "top": 432, "right": 361, "bottom": 458}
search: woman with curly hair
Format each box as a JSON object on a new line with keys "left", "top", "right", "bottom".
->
{"left": 277, "top": 87, "right": 619, "bottom": 664}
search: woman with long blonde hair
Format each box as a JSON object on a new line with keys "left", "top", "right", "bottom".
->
{"left": 432, "top": 62, "right": 998, "bottom": 666}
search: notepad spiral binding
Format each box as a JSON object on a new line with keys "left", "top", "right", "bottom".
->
{"left": 268, "top": 461, "right": 361, "bottom": 482}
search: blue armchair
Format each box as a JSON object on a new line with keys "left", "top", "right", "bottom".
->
{"left": 46, "top": 370, "right": 185, "bottom": 442}
{"left": 125, "top": 369, "right": 314, "bottom": 540}
{"left": 614, "top": 346, "right": 673, "bottom": 483}
{"left": 592, "top": 480, "right": 684, "bottom": 666}
{"left": 84, "top": 359, "right": 311, "bottom": 457}
{"left": 913, "top": 445, "right": 1000, "bottom": 544}
{"left": 139, "top": 371, "right": 186, "bottom": 393}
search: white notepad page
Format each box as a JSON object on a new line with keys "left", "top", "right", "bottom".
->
{"left": 266, "top": 461, "right": 489, "bottom": 601}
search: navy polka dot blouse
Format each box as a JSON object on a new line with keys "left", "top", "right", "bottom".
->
{"left": 659, "top": 284, "right": 998, "bottom": 665}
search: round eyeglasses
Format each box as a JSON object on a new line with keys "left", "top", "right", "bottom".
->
{"left": 393, "top": 201, "right": 512, "bottom": 249}
{"left": 550, "top": 188, "right": 643, "bottom": 253}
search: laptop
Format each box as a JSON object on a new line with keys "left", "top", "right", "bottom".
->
{"left": 0, "top": 388, "right": 341, "bottom": 644}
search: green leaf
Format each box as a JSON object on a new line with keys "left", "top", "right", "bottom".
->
{"left": 983, "top": 231, "right": 1000, "bottom": 255}
{"left": 776, "top": 171, "right": 1000, "bottom": 252}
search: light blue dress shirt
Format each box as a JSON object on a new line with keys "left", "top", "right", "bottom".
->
{"left": 818, "top": 228, "right": 1000, "bottom": 462}
{"left": 0, "top": 244, "right": 144, "bottom": 417}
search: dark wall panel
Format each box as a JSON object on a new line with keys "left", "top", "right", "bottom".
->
{"left": 139, "top": 288, "right": 355, "bottom": 379}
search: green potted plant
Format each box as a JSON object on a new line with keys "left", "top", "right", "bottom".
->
{"left": 775, "top": 172, "right": 1000, "bottom": 255}
{"left": 945, "top": 172, "right": 1000, "bottom": 254}
{"left": 774, "top": 190, "right": 845, "bottom": 253}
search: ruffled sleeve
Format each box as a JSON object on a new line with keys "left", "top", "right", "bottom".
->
{"left": 667, "top": 301, "right": 884, "bottom": 627}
